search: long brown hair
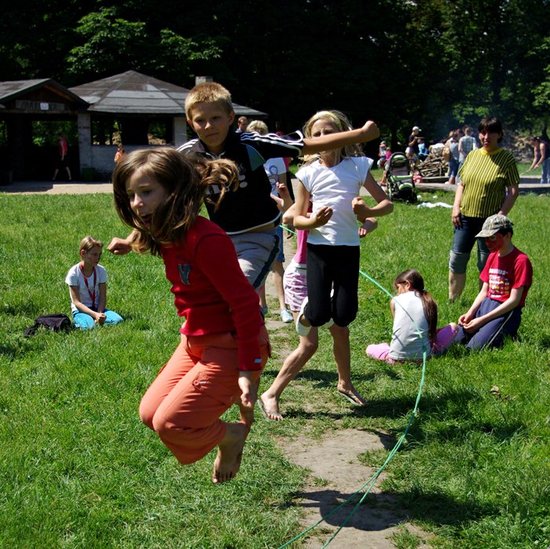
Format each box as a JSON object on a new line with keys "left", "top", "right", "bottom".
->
{"left": 394, "top": 269, "right": 438, "bottom": 343}
{"left": 112, "top": 148, "right": 238, "bottom": 255}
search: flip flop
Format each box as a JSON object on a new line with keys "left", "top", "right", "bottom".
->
{"left": 337, "top": 389, "right": 367, "bottom": 407}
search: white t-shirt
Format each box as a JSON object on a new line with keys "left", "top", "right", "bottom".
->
{"left": 65, "top": 263, "right": 108, "bottom": 313}
{"left": 389, "top": 291, "right": 430, "bottom": 360}
{"left": 296, "top": 156, "right": 372, "bottom": 246}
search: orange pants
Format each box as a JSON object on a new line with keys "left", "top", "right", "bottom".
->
{"left": 139, "top": 327, "right": 269, "bottom": 464}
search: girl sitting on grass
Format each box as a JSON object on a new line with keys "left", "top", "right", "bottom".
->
{"left": 65, "top": 236, "right": 123, "bottom": 330}
{"left": 112, "top": 148, "right": 269, "bottom": 484}
{"left": 366, "top": 269, "right": 457, "bottom": 363}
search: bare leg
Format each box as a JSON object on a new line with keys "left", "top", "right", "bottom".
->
{"left": 260, "top": 326, "right": 318, "bottom": 420}
{"left": 271, "top": 261, "right": 288, "bottom": 312}
{"left": 331, "top": 324, "right": 367, "bottom": 405}
{"left": 258, "top": 284, "right": 267, "bottom": 312}
{"left": 449, "top": 271, "right": 466, "bottom": 302}
{"left": 212, "top": 422, "right": 250, "bottom": 484}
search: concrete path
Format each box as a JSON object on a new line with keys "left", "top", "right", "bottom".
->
{"left": 1, "top": 175, "right": 547, "bottom": 196}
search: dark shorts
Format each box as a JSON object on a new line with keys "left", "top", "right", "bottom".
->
{"left": 305, "top": 243, "right": 359, "bottom": 327}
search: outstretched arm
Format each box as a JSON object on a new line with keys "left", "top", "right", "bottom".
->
{"left": 302, "top": 121, "right": 379, "bottom": 154}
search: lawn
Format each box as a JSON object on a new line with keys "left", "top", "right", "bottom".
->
{"left": 1, "top": 190, "right": 549, "bottom": 548}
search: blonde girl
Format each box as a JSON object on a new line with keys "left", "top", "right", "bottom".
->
{"left": 292, "top": 110, "right": 393, "bottom": 405}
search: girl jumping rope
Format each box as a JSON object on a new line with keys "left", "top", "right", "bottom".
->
{"left": 366, "top": 269, "right": 457, "bottom": 363}
{"left": 112, "top": 148, "right": 270, "bottom": 483}
{"left": 279, "top": 110, "right": 393, "bottom": 410}
{"left": 259, "top": 203, "right": 378, "bottom": 420}
{"left": 65, "top": 236, "right": 123, "bottom": 330}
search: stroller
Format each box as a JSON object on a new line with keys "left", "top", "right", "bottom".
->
{"left": 383, "top": 152, "right": 418, "bottom": 203}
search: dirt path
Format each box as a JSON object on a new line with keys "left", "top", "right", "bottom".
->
{"left": 262, "top": 237, "right": 430, "bottom": 548}
{"left": 277, "top": 429, "right": 430, "bottom": 548}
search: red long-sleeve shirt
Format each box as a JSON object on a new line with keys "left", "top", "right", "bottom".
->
{"left": 161, "top": 216, "right": 263, "bottom": 371}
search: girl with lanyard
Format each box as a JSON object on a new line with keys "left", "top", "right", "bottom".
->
{"left": 65, "top": 236, "right": 124, "bottom": 329}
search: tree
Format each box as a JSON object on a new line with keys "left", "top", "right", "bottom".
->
{"left": 66, "top": 7, "right": 221, "bottom": 85}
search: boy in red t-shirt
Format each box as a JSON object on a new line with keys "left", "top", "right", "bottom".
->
{"left": 455, "top": 214, "right": 532, "bottom": 350}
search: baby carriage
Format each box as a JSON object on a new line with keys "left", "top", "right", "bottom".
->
{"left": 384, "top": 152, "right": 417, "bottom": 203}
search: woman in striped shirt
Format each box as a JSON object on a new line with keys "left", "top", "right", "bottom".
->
{"left": 448, "top": 117, "right": 519, "bottom": 301}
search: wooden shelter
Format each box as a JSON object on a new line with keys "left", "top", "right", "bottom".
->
{"left": 0, "top": 71, "right": 267, "bottom": 182}
{"left": 0, "top": 79, "right": 88, "bottom": 181}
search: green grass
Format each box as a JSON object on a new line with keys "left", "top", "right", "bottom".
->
{"left": 1, "top": 191, "right": 549, "bottom": 548}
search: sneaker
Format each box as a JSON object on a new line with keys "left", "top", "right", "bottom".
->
{"left": 280, "top": 309, "right": 293, "bottom": 323}
{"left": 295, "top": 298, "right": 312, "bottom": 336}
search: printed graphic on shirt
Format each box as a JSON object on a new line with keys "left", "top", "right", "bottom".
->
{"left": 178, "top": 264, "right": 191, "bottom": 285}
{"left": 237, "top": 162, "right": 248, "bottom": 188}
{"left": 488, "top": 267, "right": 510, "bottom": 300}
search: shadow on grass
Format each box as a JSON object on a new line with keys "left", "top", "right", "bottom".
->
{"left": 346, "top": 388, "right": 527, "bottom": 444}
{"left": 1, "top": 302, "right": 40, "bottom": 317}
{"left": 290, "top": 486, "right": 495, "bottom": 533}
{"left": 262, "top": 363, "right": 403, "bottom": 383}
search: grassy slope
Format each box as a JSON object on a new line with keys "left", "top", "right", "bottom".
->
{"left": 0, "top": 191, "right": 548, "bottom": 548}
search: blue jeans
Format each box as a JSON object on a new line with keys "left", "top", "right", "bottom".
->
{"left": 448, "top": 157, "right": 459, "bottom": 178}
{"left": 449, "top": 215, "right": 490, "bottom": 274}
{"left": 73, "top": 309, "right": 124, "bottom": 330}
{"left": 455, "top": 298, "right": 522, "bottom": 350}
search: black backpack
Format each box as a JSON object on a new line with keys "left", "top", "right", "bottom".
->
{"left": 24, "top": 314, "right": 73, "bottom": 337}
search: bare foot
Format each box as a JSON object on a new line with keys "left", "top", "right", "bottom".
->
{"left": 212, "top": 423, "right": 249, "bottom": 484}
{"left": 259, "top": 392, "right": 284, "bottom": 421}
{"left": 337, "top": 384, "right": 367, "bottom": 406}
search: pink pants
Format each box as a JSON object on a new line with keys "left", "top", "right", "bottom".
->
{"left": 366, "top": 324, "right": 457, "bottom": 363}
{"left": 139, "top": 327, "right": 269, "bottom": 465}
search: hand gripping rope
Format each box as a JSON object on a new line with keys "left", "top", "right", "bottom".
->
{"left": 278, "top": 225, "right": 429, "bottom": 548}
